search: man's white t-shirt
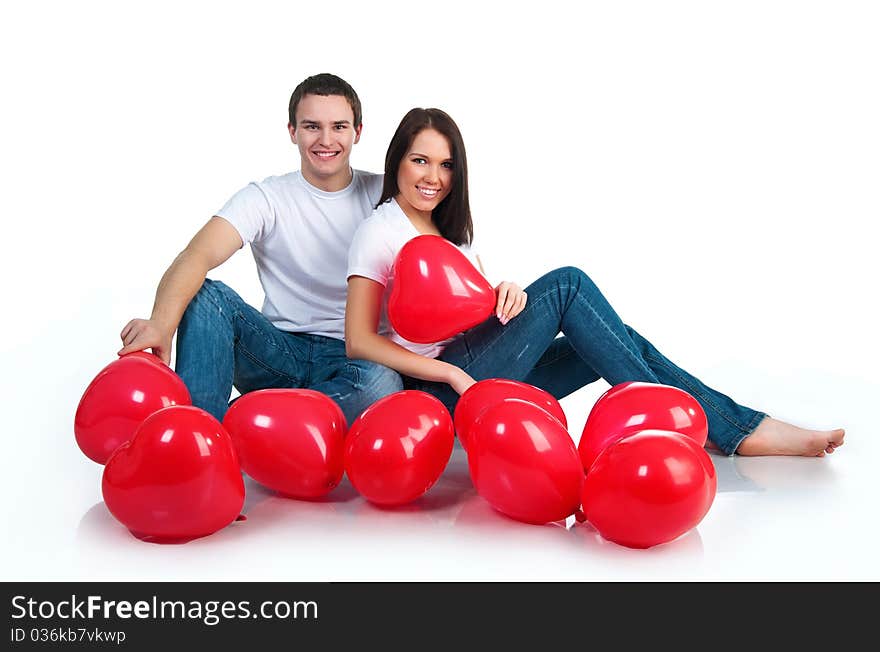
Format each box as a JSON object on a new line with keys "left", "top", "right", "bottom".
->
{"left": 216, "top": 169, "right": 382, "bottom": 340}
{"left": 347, "top": 197, "right": 483, "bottom": 359}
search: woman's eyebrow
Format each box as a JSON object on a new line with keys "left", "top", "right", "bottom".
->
{"left": 408, "top": 151, "right": 452, "bottom": 160}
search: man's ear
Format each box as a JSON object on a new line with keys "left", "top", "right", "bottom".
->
{"left": 288, "top": 122, "right": 297, "bottom": 144}
{"left": 353, "top": 124, "right": 363, "bottom": 144}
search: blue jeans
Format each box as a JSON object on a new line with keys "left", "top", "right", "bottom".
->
{"left": 405, "top": 267, "right": 766, "bottom": 455}
{"left": 175, "top": 279, "right": 403, "bottom": 424}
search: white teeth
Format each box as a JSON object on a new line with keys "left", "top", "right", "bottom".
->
{"left": 418, "top": 187, "right": 438, "bottom": 196}
{"left": 314, "top": 152, "right": 338, "bottom": 158}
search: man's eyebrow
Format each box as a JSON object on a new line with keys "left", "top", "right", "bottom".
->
{"left": 298, "top": 119, "right": 352, "bottom": 125}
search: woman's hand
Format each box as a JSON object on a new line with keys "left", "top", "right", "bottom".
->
{"left": 448, "top": 366, "right": 477, "bottom": 396}
{"left": 495, "top": 281, "right": 527, "bottom": 325}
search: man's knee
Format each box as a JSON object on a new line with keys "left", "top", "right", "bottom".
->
{"left": 355, "top": 361, "right": 404, "bottom": 402}
{"left": 181, "top": 278, "right": 237, "bottom": 322}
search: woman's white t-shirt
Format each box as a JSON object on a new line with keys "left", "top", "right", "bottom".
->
{"left": 347, "top": 198, "right": 483, "bottom": 358}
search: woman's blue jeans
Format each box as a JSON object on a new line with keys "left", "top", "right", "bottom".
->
{"left": 175, "top": 279, "right": 403, "bottom": 425}
{"left": 405, "top": 266, "right": 766, "bottom": 455}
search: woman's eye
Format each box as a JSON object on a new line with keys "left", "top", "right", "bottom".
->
{"left": 412, "top": 157, "right": 426, "bottom": 164}
{"left": 442, "top": 162, "right": 454, "bottom": 169}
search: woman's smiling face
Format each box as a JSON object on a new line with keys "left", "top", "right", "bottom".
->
{"left": 395, "top": 128, "right": 454, "bottom": 219}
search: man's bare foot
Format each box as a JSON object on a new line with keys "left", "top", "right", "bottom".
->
{"left": 736, "top": 416, "right": 845, "bottom": 457}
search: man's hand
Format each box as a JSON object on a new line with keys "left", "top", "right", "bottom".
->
{"left": 119, "top": 319, "right": 174, "bottom": 365}
{"left": 494, "top": 281, "right": 527, "bottom": 325}
{"left": 448, "top": 366, "right": 477, "bottom": 396}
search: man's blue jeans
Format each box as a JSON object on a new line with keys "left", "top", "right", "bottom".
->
{"left": 406, "top": 267, "right": 766, "bottom": 455}
{"left": 175, "top": 279, "right": 403, "bottom": 425}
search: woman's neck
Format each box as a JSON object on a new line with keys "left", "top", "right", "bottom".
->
{"left": 395, "top": 195, "right": 441, "bottom": 236}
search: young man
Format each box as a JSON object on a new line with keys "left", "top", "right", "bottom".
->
{"left": 119, "top": 73, "right": 402, "bottom": 424}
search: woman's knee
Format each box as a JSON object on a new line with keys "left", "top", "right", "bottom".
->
{"left": 538, "top": 266, "right": 595, "bottom": 293}
{"left": 555, "top": 265, "right": 591, "bottom": 283}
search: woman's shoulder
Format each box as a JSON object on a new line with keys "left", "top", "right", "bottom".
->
{"left": 358, "top": 200, "right": 408, "bottom": 235}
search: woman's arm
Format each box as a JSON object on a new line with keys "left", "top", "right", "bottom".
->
{"left": 345, "top": 275, "right": 476, "bottom": 395}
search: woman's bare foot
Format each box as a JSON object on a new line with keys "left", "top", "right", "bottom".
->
{"left": 736, "top": 417, "right": 845, "bottom": 457}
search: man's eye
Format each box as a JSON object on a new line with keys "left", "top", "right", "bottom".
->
{"left": 335, "top": 124, "right": 348, "bottom": 130}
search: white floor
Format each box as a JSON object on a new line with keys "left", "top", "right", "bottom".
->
{"left": 5, "top": 368, "right": 876, "bottom": 583}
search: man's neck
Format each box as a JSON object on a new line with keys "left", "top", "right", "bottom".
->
{"left": 301, "top": 167, "right": 354, "bottom": 193}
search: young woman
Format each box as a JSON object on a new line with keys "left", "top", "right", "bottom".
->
{"left": 345, "top": 108, "right": 845, "bottom": 457}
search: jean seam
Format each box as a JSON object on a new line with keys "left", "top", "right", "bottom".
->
{"left": 643, "top": 350, "right": 755, "bottom": 436}
{"left": 727, "top": 411, "right": 768, "bottom": 456}
{"left": 531, "top": 346, "right": 577, "bottom": 370}
{"left": 220, "top": 308, "right": 304, "bottom": 385}
{"left": 559, "top": 282, "right": 655, "bottom": 378}
{"left": 459, "top": 282, "right": 650, "bottom": 377}
{"left": 457, "top": 285, "right": 559, "bottom": 373}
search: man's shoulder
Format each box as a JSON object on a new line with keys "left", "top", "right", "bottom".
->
{"left": 251, "top": 171, "right": 301, "bottom": 190}
{"left": 353, "top": 169, "right": 382, "bottom": 182}
{"left": 353, "top": 169, "right": 384, "bottom": 199}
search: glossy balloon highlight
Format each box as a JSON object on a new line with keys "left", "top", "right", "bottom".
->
{"left": 581, "top": 429, "right": 717, "bottom": 549}
{"left": 388, "top": 234, "right": 495, "bottom": 343}
{"left": 454, "top": 378, "right": 567, "bottom": 450}
{"left": 578, "top": 382, "right": 708, "bottom": 473}
{"left": 344, "top": 390, "right": 454, "bottom": 506}
{"left": 468, "top": 398, "right": 583, "bottom": 525}
{"left": 102, "top": 405, "right": 245, "bottom": 543}
{"left": 223, "top": 388, "right": 347, "bottom": 499}
{"left": 75, "top": 352, "right": 192, "bottom": 464}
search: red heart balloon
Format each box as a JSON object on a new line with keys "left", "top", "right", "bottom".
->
{"left": 467, "top": 398, "right": 583, "bottom": 525}
{"left": 75, "top": 352, "right": 192, "bottom": 464}
{"left": 344, "top": 390, "right": 454, "bottom": 506}
{"left": 581, "top": 429, "right": 717, "bottom": 549}
{"left": 454, "top": 378, "right": 567, "bottom": 450}
{"left": 578, "top": 382, "right": 708, "bottom": 473}
{"left": 102, "top": 405, "right": 245, "bottom": 543}
{"left": 388, "top": 234, "right": 495, "bottom": 343}
{"left": 223, "top": 388, "right": 347, "bottom": 499}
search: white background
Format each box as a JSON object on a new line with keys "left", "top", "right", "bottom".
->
{"left": 1, "top": 1, "right": 878, "bottom": 581}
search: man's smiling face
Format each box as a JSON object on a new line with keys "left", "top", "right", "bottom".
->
{"left": 289, "top": 93, "right": 362, "bottom": 191}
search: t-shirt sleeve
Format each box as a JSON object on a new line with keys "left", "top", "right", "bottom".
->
{"left": 214, "top": 182, "right": 275, "bottom": 246}
{"left": 459, "top": 238, "right": 487, "bottom": 280}
{"left": 363, "top": 172, "right": 384, "bottom": 206}
{"left": 347, "top": 219, "right": 394, "bottom": 287}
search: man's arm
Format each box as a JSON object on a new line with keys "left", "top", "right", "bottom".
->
{"left": 118, "top": 216, "right": 243, "bottom": 364}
